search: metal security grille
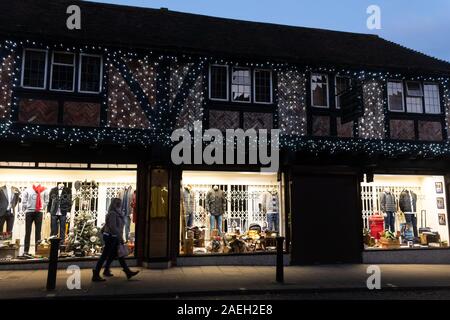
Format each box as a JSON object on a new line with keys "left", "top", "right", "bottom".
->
{"left": 360, "top": 183, "right": 423, "bottom": 229}
{"left": 187, "top": 184, "right": 278, "bottom": 232}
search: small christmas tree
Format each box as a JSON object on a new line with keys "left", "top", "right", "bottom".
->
{"left": 67, "top": 211, "right": 102, "bottom": 256}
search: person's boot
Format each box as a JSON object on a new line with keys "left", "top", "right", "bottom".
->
{"left": 123, "top": 268, "right": 139, "bottom": 280}
{"left": 92, "top": 269, "right": 106, "bottom": 282}
{"left": 103, "top": 268, "right": 114, "bottom": 277}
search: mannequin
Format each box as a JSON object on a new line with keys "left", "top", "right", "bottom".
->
{"left": 206, "top": 185, "right": 226, "bottom": 234}
{"left": 119, "top": 185, "right": 134, "bottom": 241}
{"left": 22, "top": 184, "right": 49, "bottom": 256}
{"left": 183, "top": 185, "right": 195, "bottom": 228}
{"left": 399, "top": 189, "right": 418, "bottom": 239}
{"left": 380, "top": 188, "right": 396, "bottom": 232}
{"left": 0, "top": 184, "right": 20, "bottom": 235}
{"left": 48, "top": 183, "right": 72, "bottom": 246}
{"left": 261, "top": 187, "right": 280, "bottom": 232}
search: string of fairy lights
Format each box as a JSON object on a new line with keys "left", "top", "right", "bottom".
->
{"left": 0, "top": 39, "right": 450, "bottom": 157}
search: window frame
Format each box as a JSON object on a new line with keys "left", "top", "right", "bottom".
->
{"left": 423, "top": 82, "right": 442, "bottom": 115}
{"left": 208, "top": 64, "right": 229, "bottom": 102}
{"left": 21, "top": 48, "right": 49, "bottom": 90}
{"left": 387, "top": 79, "right": 406, "bottom": 113}
{"left": 310, "top": 73, "right": 329, "bottom": 108}
{"left": 49, "top": 51, "right": 76, "bottom": 93}
{"left": 334, "top": 75, "right": 351, "bottom": 109}
{"left": 253, "top": 68, "right": 273, "bottom": 104}
{"left": 78, "top": 53, "right": 104, "bottom": 94}
{"left": 231, "top": 66, "right": 252, "bottom": 104}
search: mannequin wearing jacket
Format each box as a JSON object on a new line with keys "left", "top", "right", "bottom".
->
{"left": 22, "top": 185, "right": 49, "bottom": 255}
{"left": 399, "top": 189, "right": 418, "bottom": 238}
{"left": 380, "top": 189, "right": 396, "bottom": 232}
{"left": 261, "top": 189, "right": 280, "bottom": 232}
{"left": 206, "top": 186, "right": 226, "bottom": 234}
{"left": 0, "top": 185, "right": 20, "bottom": 235}
{"left": 47, "top": 183, "right": 72, "bottom": 245}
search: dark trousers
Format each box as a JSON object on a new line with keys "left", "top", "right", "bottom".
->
{"left": 384, "top": 211, "right": 395, "bottom": 232}
{"left": 51, "top": 215, "right": 67, "bottom": 243}
{"left": 95, "top": 234, "right": 129, "bottom": 272}
{"left": 405, "top": 213, "right": 418, "bottom": 238}
{"left": 0, "top": 211, "right": 15, "bottom": 234}
{"left": 24, "top": 211, "right": 43, "bottom": 253}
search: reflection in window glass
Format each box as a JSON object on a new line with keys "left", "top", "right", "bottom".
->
{"left": 209, "top": 65, "right": 228, "bottom": 100}
{"left": 254, "top": 69, "right": 272, "bottom": 103}
{"left": 335, "top": 76, "right": 350, "bottom": 109}
{"left": 311, "top": 74, "right": 328, "bottom": 107}
{"left": 80, "top": 55, "right": 102, "bottom": 93}
{"left": 387, "top": 81, "right": 404, "bottom": 111}
{"left": 51, "top": 52, "right": 75, "bottom": 91}
{"left": 424, "top": 84, "right": 441, "bottom": 114}
{"left": 232, "top": 67, "right": 251, "bottom": 102}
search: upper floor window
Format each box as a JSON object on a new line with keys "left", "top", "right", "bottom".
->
{"left": 209, "top": 65, "right": 229, "bottom": 101}
{"left": 335, "top": 76, "right": 351, "bottom": 109}
{"left": 254, "top": 69, "right": 273, "bottom": 104}
{"left": 388, "top": 80, "right": 441, "bottom": 114}
{"left": 387, "top": 81, "right": 405, "bottom": 112}
{"left": 21, "top": 48, "right": 103, "bottom": 94}
{"left": 424, "top": 83, "right": 441, "bottom": 114}
{"left": 231, "top": 67, "right": 251, "bottom": 103}
{"left": 79, "top": 54, "right": 103, "bottom": 93}
{"left": 50, "top": 52, "right": 76, "bottom": 92}
{"left": 311, "top": 73, "right": 329, "bottom": 108}
{"left": 21, "top": 49, "right": 48, "bottom": 89}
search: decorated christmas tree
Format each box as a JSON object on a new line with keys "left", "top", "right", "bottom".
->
{"left": 67, "top": 211, "right": 102, "bottom": 257}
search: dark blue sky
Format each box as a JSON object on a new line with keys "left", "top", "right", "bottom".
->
{"left": 92, "top": 0, "right": 450, "bottom": 62}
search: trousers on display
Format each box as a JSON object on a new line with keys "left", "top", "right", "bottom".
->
{"left": 186, "top": 212, "right": 194, "bottom": 228}
{"left": 24, "top": 211, "right": 43, "bottom": 253}
{"left": 384, "top": 211, "right": 395, "bottom": 232}
{"left": 405, "top": 213, "right": 418, "bottom": 238}
{"left": 210, "top": 214, "right": 223, "bottom": 233}
{"left": 0, "top": 210, "right": 14, "bottom": 234}
{"left": 124, "top": 215, "right": 131, "bottom": 241}
{"left": 50, "top": 215, "right": 67, "bottom": 244}
{"left": 267, "top": 212, "right": 279, "bottom": 232}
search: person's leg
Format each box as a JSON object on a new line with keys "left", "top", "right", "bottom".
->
{"left": 104, "top": 237, "right": 119, "bottom": 270}
{"left": 390, "top": 212, "right": 396, "bottom": 232}
{"left": 384, "top": 213, "right": 390, "bottom": 230}
{"left": 6, "top": 213, "right": 14, "bottom": 234}
{"left": 210, "top": 215, "right": 215, "bottom": 230}
{"left": 95, "top": 235, "right": 113, "bottom": 272}
{"left": 267, "top": 213, "right": 273, "bottom": 231}
{"left": 24, "top": 212, "right": 33, "bottom": 253}
{"left": 412, "top": 214, "right": 418, "bottom": 238}
{"left": 274, "top": 212, "right": 279, "bottom": 232}
{"left": 0, "top": 215, "right": 6, "bottom": 233}
{"left": 217, "top": 215, "right": 223, "bottom": 233}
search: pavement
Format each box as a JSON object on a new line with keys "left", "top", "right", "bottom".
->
{"left": 1, "top": 264, "right": 450, "bottom": 299}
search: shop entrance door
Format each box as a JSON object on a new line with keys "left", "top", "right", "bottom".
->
{"left": 291, "top": 173, "right": 363, "bottom": 264}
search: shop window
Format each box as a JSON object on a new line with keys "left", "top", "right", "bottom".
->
{"left": 311, "top": 73, "right": 329, "bottom": 108}
{"left": 79, "top": 54, "right": 103, "bottom": 93}
{"left": 424, "top": 83, "right": 441, "bottom": 114}
{"left": 335, "top": 76, "right": 351, "bottom": 109}
{"left": 231, "top": 67, "right": 251, "bottom": 103}
{"left": 387, "top": 81, "right": 405, "bottom": 112}
{"left": 21, "top": 49, "right": 48, "bottom": 89}
{"left": 254, "top": 69, "right": 273, "bottom": 104}
{"left": 361, "top": 174, "right": 449, "bottom": 250}
{"left": 0, "top": 167, "right": 137, "bottom": 263}
{"left": 180, "top": 171, "right": 283, "bottom": 256}
{"left": 209, "top": 65, "right": 229, "bottom": 101}
{"left": 50, "top": 52, "right": 76, "bottom": 92}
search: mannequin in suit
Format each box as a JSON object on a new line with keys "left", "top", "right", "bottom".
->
{"left": 0, "top": 185, "right": 20, "bottom": 235}
{"left": 47, "top": 183, "right": 72, "bottom": 245}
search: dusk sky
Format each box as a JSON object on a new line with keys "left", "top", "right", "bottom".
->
{"left": 91, "top": 0, "right": 450, "bottom": 62}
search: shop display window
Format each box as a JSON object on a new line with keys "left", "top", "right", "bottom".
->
{"left": 361, "top": 175, "right": 449, "bottom": 250}
{"left": 179, "top": 171, "right": 284, "bottom": 256}
{"left": 0, "top": 167, "right": 137, "bottom": 262}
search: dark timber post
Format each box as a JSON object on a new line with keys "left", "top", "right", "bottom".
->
{"left": 276, "top": 236, "right": 285, "bottom": 283}
{"left": 46, "top": 238, "right": 61, "bottom": 291}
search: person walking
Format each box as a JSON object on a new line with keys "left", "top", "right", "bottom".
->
{"left": 92, "top": 198, "right": 139, "bottom": 282}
